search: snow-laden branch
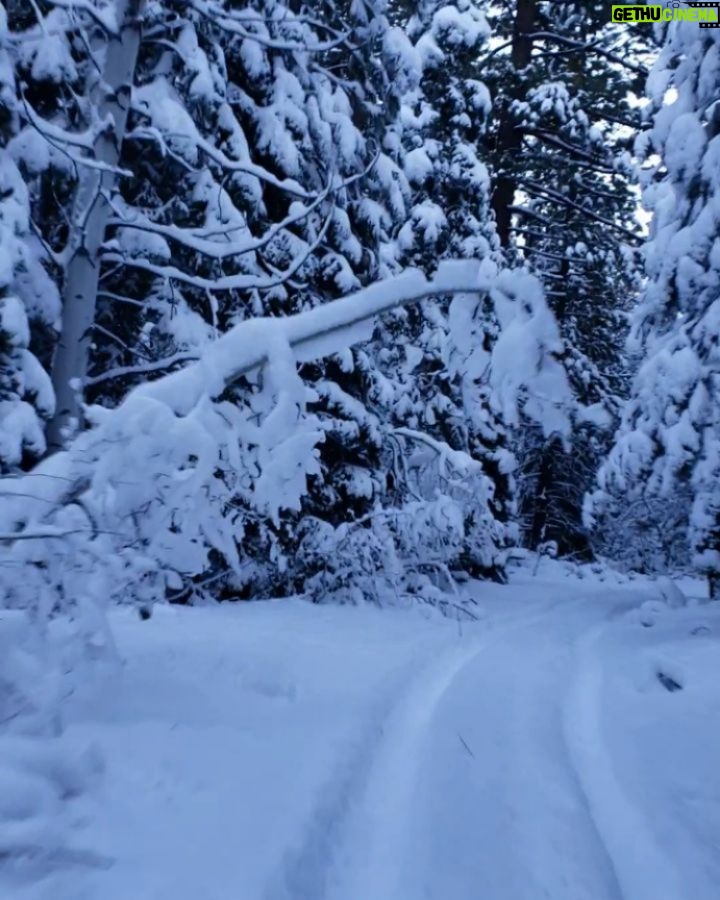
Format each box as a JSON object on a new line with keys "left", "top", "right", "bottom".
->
{"left": 125, "top": 115, "right": 312, "bottom": 199}
{"left": 106, "top": 148, "right": 380, "bottom": 262}
{"left": 102, "top": 199, "right": 336, "bottom": 292}
{"left": 187, "top": 0, "right": 352, "bottom": 53}
{"left": 393, "top": 428, "right": 484, "bottom": 478}
{"left": 21, "top": 97, "right": 104, "bottom": 152}
{"left": 107, "top": 190, "right": 329, "bottom": 261}
{"left": 0, "top": 261, "right": 484, "bottom": 529}
{"left": 134, "top": 261, "right": 484, "bottom": 413}
{"left": 49, "top": 0, "right": 120, "bottom": 35}
{"left": 85, "top": 351, "right": 200, "bottom": 387}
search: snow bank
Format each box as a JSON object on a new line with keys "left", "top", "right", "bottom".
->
{"left": 0, "top": 612, "right": 103, "bottom": 892}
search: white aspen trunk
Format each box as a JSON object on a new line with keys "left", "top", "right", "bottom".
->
{"left": 47, "top": 0, "right": 145, "bottom": 451}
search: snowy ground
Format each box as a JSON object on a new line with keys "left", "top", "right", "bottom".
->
{"left": 3, "top": 563, "right": 720, "bottom": 900}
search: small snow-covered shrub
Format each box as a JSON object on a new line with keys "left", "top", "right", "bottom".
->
{"left": 586, "top": 488, "right": 691, "bottom": 576}
{"left": 297, "top": 515, "right": 402, "bottom": 605}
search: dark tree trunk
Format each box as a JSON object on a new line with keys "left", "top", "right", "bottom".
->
{"left": 490, "top": 0, "right": 536, "bottom": 247}
{"left": 527, "top": 437, "right": 594, "bottom": 561}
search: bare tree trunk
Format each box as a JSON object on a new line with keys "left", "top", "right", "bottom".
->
{"left": 490, "top": 0, "right": 536, "bottom": 248}
{"left": 47, "top": 0, "right": 145, "bottom": 451}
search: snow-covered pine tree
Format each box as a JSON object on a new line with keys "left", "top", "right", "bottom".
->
{"left": 5, "top": 0, "right": 387, "bottom": 598}
{"left": 120, "top": 0, "right": 427, "bottom": 600}
{"left": 592, "top": 20, "right": 720, "bottom": 597}
{"left": 372, "top": 0, "right": 519, "bottom": 582}
{"left": 321, "top": 0, "right": 574, "bottom": 591}
{"left": 0, "top": 3, "right": 57, "bottom": 471}
{"left": 482, "top": 0, "right": 646, "bottom": 558}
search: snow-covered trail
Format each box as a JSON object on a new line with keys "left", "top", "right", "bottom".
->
{"left": 9, "top": 568, "right": 720, "bottom": 900}
{"left": 315, "top": 593, "right": 633, "bottom": 900}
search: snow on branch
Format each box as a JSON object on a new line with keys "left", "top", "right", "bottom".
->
{"left": 187, "top": 0, "right": 352, "bottom": 53}
{"left": 0, "top": 261, "right": 484, "bottom": 530}
{"left": 105, "top": 152, "right": 379, "bottom": 263}
{"left": 135, "top": 261, "right": 485, "bottom": 413}
{"left": 393, "top": 427, "right": 485, "bottom": 480}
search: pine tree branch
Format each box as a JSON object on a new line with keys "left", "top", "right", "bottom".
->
{"left": 85, "top": 352, "right": 201, "bottom": 388}
{"left": 521, "top": 128, "right": 612, "bottom": 169}
{"left": 102, "top": 202, "right": 336, "bottom": 292}
{"left": 187, "top": 0, "right": 352, "bottom": 53}
{"left": 524, "top": 32, "right": 649, "bottom": 77}
{"left": 518, "top": 179, "right": 642, "bottom": 243}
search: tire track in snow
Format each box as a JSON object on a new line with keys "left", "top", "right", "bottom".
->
{"left": 322, "top": 632, "right": 490, "bottom": 900}
{"left": 259, "top": 654, "right": 421, "bottom": 900}
{"left": 262, "top": 630, "right": 488, "bottom": 900}
{"left": 563, "top": 616, "right": 687, "bottom": 900}
{"left": 406, "top": 596, "right": 628, "bottom": 900}
{"left": 263, "top": 597, "right": 575, "bottom": 900}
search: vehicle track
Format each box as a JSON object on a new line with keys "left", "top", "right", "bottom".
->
{"left": 263, "top": 596, "right": 611, "bottom": 900}
{"left": 563, "top": 616, "right": 686, "bottom": 900}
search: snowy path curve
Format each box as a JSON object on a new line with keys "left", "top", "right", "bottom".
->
{"left": 267, "top": 593, "right": 649, "bottom": 900}
{"left": 264, "top": 615, "right": 489, "bottom": 900}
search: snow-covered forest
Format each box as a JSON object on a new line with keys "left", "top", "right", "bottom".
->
{"left": 1, "top": 2, "right": 719, "bottom": 898}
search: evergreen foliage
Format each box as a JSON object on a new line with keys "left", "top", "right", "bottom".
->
{"left": 482, "top": 0, "right": 647, "bottom": 558}
{"left": 592, "top": 19, "right": 720, "bottom": 594}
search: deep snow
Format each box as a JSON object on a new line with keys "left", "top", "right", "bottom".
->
{"left": 3, "top": 563, "right": 719, "bottom": 900}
